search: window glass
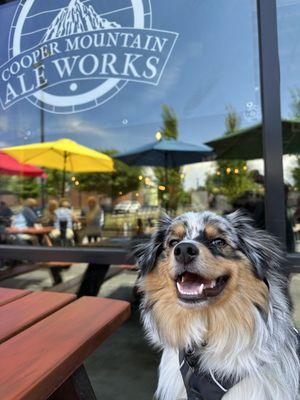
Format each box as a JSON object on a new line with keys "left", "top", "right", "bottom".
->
{"left": 0, "top": 0, "right": 263, "bottom": 249}
{"left": 277, "top": 0, "right": 300, "bottom": 253}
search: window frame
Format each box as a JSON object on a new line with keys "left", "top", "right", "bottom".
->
{"left": 0, "top": 0, "right": 298, "bottom": 270}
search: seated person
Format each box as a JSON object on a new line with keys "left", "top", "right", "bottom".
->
{"left": 42, "top": 199, "right": 58, "bottom": 227}
{"left": 81, "top": 196, "right": 104, "bottom": 243}
{"left": 0, "top": 201, "right": 13, "bottom": 227}
{"left": 22, "top": 198, "right": 39, "bottom": 227}
{"left": 50, "top": 199, "right": 76, "bottom": 243}
{"left": 11, "top": 198, "right": 39, "bottom": 245}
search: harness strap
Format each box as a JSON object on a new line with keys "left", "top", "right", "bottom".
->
{"left": 179, "top": 351, "right": 235, "bottom": 400}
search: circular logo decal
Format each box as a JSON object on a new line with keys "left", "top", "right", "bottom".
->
{"left": 9, "top": 0, "right": 152, "bottom": 113}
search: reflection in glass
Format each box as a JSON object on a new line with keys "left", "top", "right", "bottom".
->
{"left": 0, "top": 0, "right": 263, "bottom": 251}
{"left": 277, "top": 0, "right": 300, "bottom": 253}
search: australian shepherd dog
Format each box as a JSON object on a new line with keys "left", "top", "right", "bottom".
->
{"left": 136, "top": 211, "right": 300, "bottom": 400}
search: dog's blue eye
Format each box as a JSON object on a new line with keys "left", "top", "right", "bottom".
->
{"left": 169, "top": 239, "right": 180, "bottom": 247}
{"left": 211, "top": 238, "right": 226, "bottom": 247}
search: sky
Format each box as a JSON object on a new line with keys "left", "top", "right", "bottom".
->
{"left": 0, "top": 0, "right": 299, "bottom": 188}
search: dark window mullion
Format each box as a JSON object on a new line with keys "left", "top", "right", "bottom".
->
{"left": 256, "top": 0, "right": 286, "bottom": 246}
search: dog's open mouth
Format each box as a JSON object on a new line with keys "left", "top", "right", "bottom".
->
{"left": 175, "top": 272, "right": 229, "bottom": 302}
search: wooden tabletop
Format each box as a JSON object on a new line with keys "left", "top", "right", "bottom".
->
{"left": 6, "top": 226, "right": 54, "bottom": 235}
{"left": 0, "top": 287, "right": 131, "bottom": 400}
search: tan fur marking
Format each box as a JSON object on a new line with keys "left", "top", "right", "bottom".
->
{"left": 170, "top": 223, "right": 186, "bottom": 239}
{"left": 141, "top": 245, "right": 269, "bottom": 350}
{"left": 205, "top": 224, "right": 220, "bottom": 239}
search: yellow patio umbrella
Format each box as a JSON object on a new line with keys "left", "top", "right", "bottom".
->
{"left": 3, "top": 138, "right": 114, "bottom": 196}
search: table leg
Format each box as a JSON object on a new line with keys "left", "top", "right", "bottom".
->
{"left": 77, "top": 264, "right": 110, "bottom": 297}
{"left": 48, "top": 364, "right": 97, "bottom": 400}
{"left": 49, "top": 268, "right": 63, "bottom": 285}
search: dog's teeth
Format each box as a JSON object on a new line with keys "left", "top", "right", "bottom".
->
{"left": 198, "top": 284, "right": 204, "bottom": 295}
{"left": 209, "top": 280, "right": 216, "bottom": 288}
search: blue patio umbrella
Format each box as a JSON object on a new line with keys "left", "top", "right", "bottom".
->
{"left": 114, "top": 139, "right": 213, "bottom": 209}
{"left": 114, "top": 139, "right": 213, "bottom": 168}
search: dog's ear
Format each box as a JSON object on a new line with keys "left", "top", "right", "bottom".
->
{"left": 225, "top": 210, "right": 282, "bottom": 280}
{"left": 134, "top": 213, "right": 172, "bottom": 275}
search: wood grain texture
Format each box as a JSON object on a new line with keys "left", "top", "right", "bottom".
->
{"left": 0, "top": 287, "right": 30, "bottom": 306}
{"left": 0, "top": 296, "right": 131, "bottom": 400}
{"left": 48, "top": 365, "right": 97, "bottom": 400}
{"left": 0, "top": 264, "right": 42, "bottom": 281}
{"left": 0, "top": 291, "right": 76, "bottom": 343}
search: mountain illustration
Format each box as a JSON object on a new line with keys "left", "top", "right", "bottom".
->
{"left": 42, "top": 0, "right": 121, "bottom": 42}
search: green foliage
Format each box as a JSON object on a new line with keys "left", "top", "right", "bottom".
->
{"left": 290, "top": 90, "right": 300, "bottom": 189}
{"left": 290, "top": 88, "right": 300, "bottom": 120}
{"left": 77, "top": 150, "right": 141, "bottom": 199}
{"left": 44, "top": 169, "right": 64, "bottom": 197}
{"left": 292, "top": 157, "right": 300, "bottom": 191}
{"left": 0, "top": 175, "right": 11, "bottom": 192}
{"left": 154, "top": 105, "right": 186, "bottom": 211}
{"left": 205, "top": 162, "right": 256, "bottom": 201}
{"left": 160, "top": 105, "right": 178, "bottom": 139}
{"left": 205, "top": 106, "right": 256, "bottom": 203}
{"left": 11, "top": 177, "right": 40, "bottom": 199}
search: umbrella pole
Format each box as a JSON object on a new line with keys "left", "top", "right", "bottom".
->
{"left": 164, "top": 152, "right": 169, "bottom": 213}
{"left": 61, "top": 152, "right": 67, "bottom": 197}
{"left": 41, "top": 172, "right": 46, "bottom": 210}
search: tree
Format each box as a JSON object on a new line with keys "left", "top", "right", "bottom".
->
{"left": 205, "top": 106, "right": 255, "bottom": 202}
{"left": 290, "top": 89, "right": 300, "bottom": 190}
{"left": 11, "top": 177, "right": 40, "bottom": 199}
{"left": 290, "top": 88, "right": 300, "bottom": 120}
{"left": 292, "top": 157, "right": 300, "bottom": 191}
{"left": 0, "top": 175, "right": 11, "bottom": 192}
{"left": 44, "top": 169, "right": 64, "bottom": 197}
{"left": 77, "top": 150, "right": 141, "bottom": 200}
{"left": 154, "top": 105, "right": 186, "bottom": 212}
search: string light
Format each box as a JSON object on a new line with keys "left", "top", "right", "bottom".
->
{"left": 216, "top": 166, "right": 247, "bottom": 175}
{"left": 145, "top": 177, "right": 151, "bottom": 185}
{"left": 155, "top": 131, "right": 162, "bottom": 141}
{"left": 158, "top": 185, "right": 166, "bottom": 191}
{"left": 119, "top": 191, "right": 123, "bottom": 196}
{"left": 71, "top": 176, "right": 76, "bottom": 182}
{"left": 138, "top": 175, "right": 143, "bottom": 181}
{"left": 75, "top": 180, "right": 80, "bottom": 186}
{"left": 135, "top": 193, "right": 139, "bottom": 197}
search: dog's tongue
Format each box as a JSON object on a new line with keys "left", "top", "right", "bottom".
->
{"left": 176, "top": 272, "right": 215, "bottom": 296}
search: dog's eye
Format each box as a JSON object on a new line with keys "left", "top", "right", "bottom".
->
{"left": 169, "top": 239, "right": 180, "bottom": 247}
{"left": 211, "top": 238, "right": 226, "bottom": 247}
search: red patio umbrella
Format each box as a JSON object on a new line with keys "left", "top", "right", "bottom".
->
{"left": 0, "top": 151, "right": 45, "bottom": 177}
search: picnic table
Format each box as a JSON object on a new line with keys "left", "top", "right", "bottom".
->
{"left": 5, "top": 226, "right": 54, "bottom": 235}
{"left": 0, "top": 287, "right": 130, "bottom": 400}
{"left": 77, "top": 237, "right": 141, "bottom": 297}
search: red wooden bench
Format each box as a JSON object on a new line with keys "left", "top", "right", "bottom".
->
{"left": 0, "top": 287, "right": 31, "bottom": 306}
{"left": 0, "top": 287, "right": 131, "bottom": 400}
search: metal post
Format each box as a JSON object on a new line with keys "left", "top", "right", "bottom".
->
{"left": 61, "top": 152, "right": 67, "bottom": 198}
{"left": 256, "top": 0, "right": 286, "bottom": 246}
{"left": 40, "top": 90, "right": 46, "bottom": 209}
{"left": 164, "top": 152, "right": 169, "bottom": 212}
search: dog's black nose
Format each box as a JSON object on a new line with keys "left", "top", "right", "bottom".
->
{"left": 174, "top": 242, "right": 199, "bottom": 264}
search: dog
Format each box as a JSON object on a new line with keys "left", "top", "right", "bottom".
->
{"left": 136, "top": 211, "right": 300, "bottom": 400}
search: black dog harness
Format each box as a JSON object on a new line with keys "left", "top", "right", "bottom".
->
{"left": 180, "top": 331, "right": 300, "bottom": 400}
{"left": 179, "top": 349, "right": 236, "bottom": 400}
{"left": 179, "top": 279, "right": 272, "bottom": 399}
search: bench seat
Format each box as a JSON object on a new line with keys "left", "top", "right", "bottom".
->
{"left": 0, "top": 287, "right": 31, "bottom": 306}
{"left": 0, "top": 295, "right": 130, "bottom": 400}
{"left": 0, "top": 291, "right": 76, "bottom": 343}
